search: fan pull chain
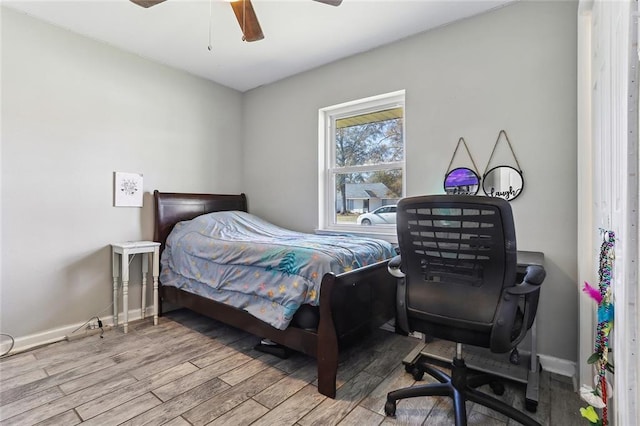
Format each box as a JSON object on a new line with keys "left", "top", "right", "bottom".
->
{"left": 207, "top": 0, "right": 213, "bottom": 51}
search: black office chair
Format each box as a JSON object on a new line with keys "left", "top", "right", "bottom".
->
{"left": 384, "top": 195, "right": 545, "bottom": 426}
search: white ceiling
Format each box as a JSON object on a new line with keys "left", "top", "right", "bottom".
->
{"left": 3, "top": 0, "right": 516, "bottom": 92}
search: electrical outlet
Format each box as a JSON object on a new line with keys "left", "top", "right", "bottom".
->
{"left": 65, "top": 325, "right": 112, "bottom": 342}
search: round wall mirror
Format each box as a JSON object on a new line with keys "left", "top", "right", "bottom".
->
{"left": 482, "top": 166, "right": 524, "bottom": 201}
{"left": 444, "top": 167, "right": 480, "bottom": 195}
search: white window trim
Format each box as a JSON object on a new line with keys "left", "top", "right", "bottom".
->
{"left": 317, "top": 90, "right": 406, "bottom": 242}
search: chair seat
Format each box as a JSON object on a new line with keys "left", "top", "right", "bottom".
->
{"left": 408, "top": 318, "right": 493, "bottom": 348}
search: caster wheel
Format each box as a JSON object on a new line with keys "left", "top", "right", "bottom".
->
{"left": 410, "top": 366, "right": 424, "bottom": 381}
{"left": 525, "top": 399, "right": 538, "bottom": 413}
{"left": 489, "top": 380, "right": 505, "bottom": 396}
{"left": 384, "top": 400, "right": 396, "bottom": 417}
{"left": 404, "top": 363, "right": 413, "bottom": 374}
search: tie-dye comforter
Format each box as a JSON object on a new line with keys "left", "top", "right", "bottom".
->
{"left": 160, "top": 210, "right": 396, "bottom": 330}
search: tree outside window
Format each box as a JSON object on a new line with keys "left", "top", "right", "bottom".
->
{"left": 319, "top": 91, "right": 405, "bottom": 234}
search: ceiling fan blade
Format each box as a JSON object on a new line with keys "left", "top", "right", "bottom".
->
{"left": 230, "top": 0, "right": 264, "bottom": 42}
{"left": 313, "top": 0, "right": 343, "bottom": 6}
{"left": 130, "top": 0, "right": 167, "bottom": 8}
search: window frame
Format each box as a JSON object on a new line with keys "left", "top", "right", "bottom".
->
{"left": 318, "top": 90, "right": 406, "bottom": 240}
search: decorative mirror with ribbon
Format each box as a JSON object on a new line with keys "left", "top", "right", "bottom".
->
{"left": 444, "top": 137, "right": 481, "bottom": 195}
{"left": 482, "top": 130, "right": 524, "bottom": 201}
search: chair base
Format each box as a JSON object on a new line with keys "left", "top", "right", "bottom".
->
{"left": 402, "top": 338, "right": 541, "bottom": 413}
{"left": 385, "top": 355, "right": 540, "bottom": 426}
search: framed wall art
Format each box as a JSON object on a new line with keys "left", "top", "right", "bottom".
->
{"left": 114, "top": 172, "right": 143, "bottom": 207}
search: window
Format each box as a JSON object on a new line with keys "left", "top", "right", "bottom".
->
{"left": 318, "top": 90, "right": 405, "bottom": 237}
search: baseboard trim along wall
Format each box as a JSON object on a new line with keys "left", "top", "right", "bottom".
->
{"left": 3, "top": 311, "right": 578, "bottom": 389}
{"left": 1, "top": 308, "right": 152, "bottom": 356}
{"left": 539, "top": 354, "right": 578, "bottom": 389}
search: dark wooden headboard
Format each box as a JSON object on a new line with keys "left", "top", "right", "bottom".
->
{"left": 153, "top": 190, "right": 248, "bottom": 253}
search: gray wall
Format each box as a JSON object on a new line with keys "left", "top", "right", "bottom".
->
{"left": 1, "top": 1, "right": 579, "bottom": 366}
{"left": 242, "top": 1, "right": 578, "bottom": 363}
{"left": 1, "top": 8, "right": 244, "bottom": 340}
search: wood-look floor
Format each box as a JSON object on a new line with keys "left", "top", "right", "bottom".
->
{"left": 0, "top": 309, "right": 584, "bottom": 425}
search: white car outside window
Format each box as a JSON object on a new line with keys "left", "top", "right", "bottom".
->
{"left": 357, "top": 205, "right": 397, "bottom": 225}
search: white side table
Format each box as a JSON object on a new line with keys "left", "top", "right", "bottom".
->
{"left": 111, "top": 241, "right": 161, "bottom": 333}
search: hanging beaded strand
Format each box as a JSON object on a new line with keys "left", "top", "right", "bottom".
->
{"left": 595, "top": 230, "right": 614, "bottom": 426}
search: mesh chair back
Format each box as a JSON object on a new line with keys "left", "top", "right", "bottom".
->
{"left": 396, "top": 195, "right": 517, "bottom": 345}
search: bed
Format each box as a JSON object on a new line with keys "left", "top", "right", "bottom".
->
{"left": 153, "top": 191, "right": 398, "bottom": 398}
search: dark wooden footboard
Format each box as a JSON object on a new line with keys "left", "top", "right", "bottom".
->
{"left": 317, "top": 259, "right": 397, "bottom": 397}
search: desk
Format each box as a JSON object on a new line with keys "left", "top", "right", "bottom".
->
{"left": 402, "top": 250, "right": 544, "bottom": 412}
{"left": 111, "top": 241, "right": 161, "bottom": 333}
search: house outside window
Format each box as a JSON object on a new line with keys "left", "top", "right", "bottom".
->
{"left": 318, "top": 90, "right": 405, "bottom": 238}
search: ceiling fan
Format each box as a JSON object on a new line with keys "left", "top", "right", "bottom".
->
{"left": 130, "top": 0, "right": 343, "bottom": 42}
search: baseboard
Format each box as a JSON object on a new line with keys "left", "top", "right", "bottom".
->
{"left": 65, "top": 325, "right": 114, "bottom": 341}
{"left": 2, "top": 307, "right": 154, "bottom": 356}
{"left": 2, "top": 321, "right": 104, "bottom": 356}
{"left": 539, "top": 354, "right": 577, "bottom": 388}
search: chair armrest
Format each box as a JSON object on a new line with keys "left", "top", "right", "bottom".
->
{"left": 388, "top": 255, "right": 405, "bottom": 278}
{"left": 507, "top": 265, "right": 546, "bottom": 295}
{"left": 500, "top": 265, "right": 545, "bottom": 348}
